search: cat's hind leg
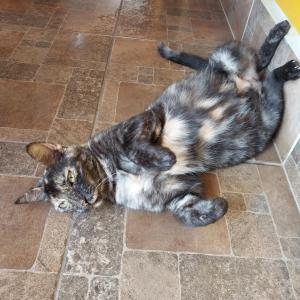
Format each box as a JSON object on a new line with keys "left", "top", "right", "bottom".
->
{"left": 257, "top": 20, "right": 290, "bottom": 71}
{"left": 158, "top": 42, "right": 208, "bottom": 70}
{"left": 260, "top": 60, "right": 300, "bottom": 140}
{"left": 168, "top": 193, "right": 228, "bottom": 227}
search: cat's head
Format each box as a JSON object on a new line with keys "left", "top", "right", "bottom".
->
{"left": 15, "top": 142, "right": 109, "bottom": 213}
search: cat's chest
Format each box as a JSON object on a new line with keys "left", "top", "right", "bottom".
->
{"left": 115, "top": 171, "right": 160, "bottom": 211}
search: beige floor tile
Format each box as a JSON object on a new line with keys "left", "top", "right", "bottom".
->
{"left": 227, "top": 210, "right": 281, "bottom": 258}
{"left": 58, "top": 275, "right": 88, "bottom": 299}
{"left": 120, "top": 251, "right": 180, "bottom": 300}
{"left": 180, "top": 254, "right": 294, "bottom": 300}
{"left": 258, "top": 165, "right": 300, "bottom": 237}
{"left": 280, "top": 237, "right": 300, "bottom": 260}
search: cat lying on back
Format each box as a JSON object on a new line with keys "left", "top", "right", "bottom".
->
{"left": 16, "top": 21, "right": 300, "bottom": 227}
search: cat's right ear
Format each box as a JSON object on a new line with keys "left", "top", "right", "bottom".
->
{"left": 26, "top": 142, "right": 62, "bottom": 165}
{"left": 15, "top": 186, "right": 48, "bottom": 204}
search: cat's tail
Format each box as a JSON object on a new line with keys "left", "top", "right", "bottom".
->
{"left": 157, "top": 42, "right": 208, "bottom": 70}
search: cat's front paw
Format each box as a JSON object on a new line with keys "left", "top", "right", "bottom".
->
{"left": 276, "top": 60, "right": 300, "bottom": 81}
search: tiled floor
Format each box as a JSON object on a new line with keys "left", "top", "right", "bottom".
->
{"left": 0, "top": 0, "right": 299, "bottom": 299}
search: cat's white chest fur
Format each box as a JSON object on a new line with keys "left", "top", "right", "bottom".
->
{"left": 115, "top": 170, "right": 161, "bottom": 212}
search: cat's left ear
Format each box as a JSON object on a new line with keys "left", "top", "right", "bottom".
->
{"left": 15, "top": 186, "right": 48, "bottom": 204}
{"left": 26, "top": 142, "right": 62, "bottom": 165}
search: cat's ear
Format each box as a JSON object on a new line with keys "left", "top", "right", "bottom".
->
{"left": 26, "top": 142, "right": 62, "bottom": 165}
{"left": 15, "top": 186, "right": 48, "bottom": 204}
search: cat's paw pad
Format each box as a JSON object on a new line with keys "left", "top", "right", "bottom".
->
{"left": 269, "top": 20, "right": 290, "bottom": 42}
{"left": 280, "top": 60, "right": 300, "bottom": 81}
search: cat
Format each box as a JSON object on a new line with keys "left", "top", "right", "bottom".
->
{"left": 16, "top": 21, "right": 300, "bottom": 227}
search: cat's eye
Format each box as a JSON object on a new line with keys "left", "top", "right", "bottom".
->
{"left": 67, "top": 170, "right": 75, "bottom": 185}
{"left": 59, "top": 201, "right": 68, "bottom": 209}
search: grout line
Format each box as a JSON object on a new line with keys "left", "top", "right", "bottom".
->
{"left": 216, "top": 171, "right": 234, "bottom": 256}
{"left": 282, "top": 133, "right": 300, "bottom": 166}
{"left": 120, "top": 247, "right": 284, "bottom": 261}
{"left": 176, "top": 254, "right": 182, "bottom": 300}
{"left": 91, "top": 0, "right": 124, "bottom": 134}
{"left": 282, "top": 158, "right": 300, "bottom": 213}
{"left": 119, "top": 207, "right": 127, "bottom": 300}
{"left": 54, "top": 216, "right": 74, "bottom": 300}
{"left": 241, "top": 0, "right": 256, "bottom": 41}
{"left": 0, "top": 172, "right": 38, "bottom": 179}
{"left": 218, "top": 0, "right": 235, "bottom": 40}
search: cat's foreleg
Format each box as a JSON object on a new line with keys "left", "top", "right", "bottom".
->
{"left": 257, "top": 20, "right": 290, "bottom": 71}
{"left": 158, "top": 42, "right": 208, "bottom": 70}
{"left": 167, "top": 193, "right": 228, "bottom": 227}
{"left": 121, "top": 110, "right": 176, "bottom": 172}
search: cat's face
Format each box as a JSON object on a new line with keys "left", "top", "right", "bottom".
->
{"left": 15, "top": 143, "right": 109, "bottom": 213}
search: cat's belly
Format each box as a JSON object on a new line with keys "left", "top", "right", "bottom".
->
{"left": 115, "top": 170, "right": 164, "bottom": 212}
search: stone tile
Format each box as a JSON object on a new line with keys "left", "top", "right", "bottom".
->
{"left": 117, "top": 14, "right": 167, "bottom": 40}
{"left": 0, "top": 272, "right": 57, "bottom": 300}
{"left": 255, "top": 142, "right": 281, "bottom": 163}
{"left": 106, "top": 63, "right": 138, "bottom": 82}
{"left": 0, "top": 0, "right": 32, "bottom": 13}
{"left": 34, "top": 208, "right": 70, "bottom": 273}
{"left": 191, "top": 19, "right": 232, "bottom": 43}
{"left": 12, "top": 43, "right": 49, "bottom": 64}
{"left": 120, "top": 251, "right": 180, "bottom": 300}
{"left": 111, "top": 38, "right": 169, "bottom": 68}
{"left": 217, "top": 164, "right": 263, "bottom": 193}
{"left": 0, "top": 142, "right": 38, "bottom": 175}
{"left": 0, "top": 61, "right": 39, "bottom": 80}
{"left": 64, "top": 203, "right": 124, "bottom": 275}
{"left": 35, "top": 64, "right": 72, "bottom": 84}
{"left": 222, "top": 192, "right": 246, "bottom": 211}
{"left": 0, "top": 176, "right": 49, "bottom": 269}
{"left": 180, "top": 254, "right": 238, "bottom": 300}
{"left": 0, "top": 80, "right": 64, "bottom": 130}
{"left": 61, "top": 12, "right": 116, "bottom": 35}
{"left": 88, "top": 277, "right": 118, "bottom": 300}
{"left": 0, "top": 30, "right": 24, "bottom": 58}
{"left": 47, "top": 33, "right": 111, "bottom": 68}
{"left": 58, "top": 275, "right": 88, "bottom": 300}
{"left": 287, "top": 260, "right": 300, "bottom": 299}
{"left": 180, "top": 254, "right": 294, "bottom": 300}
{"left": 243, "top": 193, "right": 269, "bottom": 214}
{"left": 24, "top": 28, "right": 57, "bottom": 44}
{"left": 227, "top": 210, "right": 281, "bottom": 258}
{"left": 126, "top": 210, "right": 231, "bottom": 254}
{"left": 258, "top": 165, "right": 300, "bottom": 237}
{"left": 48, "top": 119, "right": 92, "bottom": 145}
{"left": 0, "top": 11, "right": 50, "bottom": 28}
{"left": 97, "top": 80, "right": 119, "bottom": 123}
{"left": 280, "top": 238, "right": 300, "bottom": 260}
{"left": 0, "top": 127, "right": 47, "bottom": 143}
{"left": 121, "top": 0, "right": 166, "bottom": 17}
{"left": 58, "top": 68, "right": 103, "bottom": 121}
{"left": 153, "top": 68, "right": 185, "bottom": 86}
{"left": 115, "top": 82, "right": 165, "bottom": 122}
{"left": 236, "top": 258, "right": 294, "bottom": 300}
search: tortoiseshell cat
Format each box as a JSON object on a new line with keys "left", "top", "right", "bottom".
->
{"left": 16, "top": 21, "right": 300, "bottom": 226}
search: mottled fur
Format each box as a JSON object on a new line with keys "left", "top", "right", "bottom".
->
{"left": 17, "top": 21, "right": 300, "bottom": 226}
